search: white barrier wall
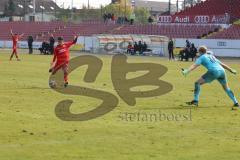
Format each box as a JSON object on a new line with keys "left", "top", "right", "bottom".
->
{"left": 0, "top": 41, "right": 42, "bottom": 49}
{"left": 1, "top": 37, "right": 240, "bottom": 57}
{"left": 175, "top": 39, "right": 240, "bottom": 57}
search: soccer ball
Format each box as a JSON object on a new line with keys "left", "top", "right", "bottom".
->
{"left": 49, "top": 80, "right": 57, "bottom": 88}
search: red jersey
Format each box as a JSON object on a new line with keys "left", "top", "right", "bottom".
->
{"left": 52, "top": 41, "right": 76, "bottom": 64}
{"left": 12, "top": 35, "right": 20, "bottom": 49}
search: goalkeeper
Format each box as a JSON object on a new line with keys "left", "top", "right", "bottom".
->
{"left": 182, "top": 46, "right": 239, "bottom": 109}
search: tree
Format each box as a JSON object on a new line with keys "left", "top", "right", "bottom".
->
{"left": 8, "top": 0, "right": 15, "bottom": 13}
{"left": 56, "top": 8, "right": 72, "bottom": 22}
{"left": 3, "top": 0, "right": 16, "bottom": 17}
{"left": 103, "top": 1, "right": 132, "bottom": 18}
{"left": 134, "top": 7, "right": 150, "bottom": 24}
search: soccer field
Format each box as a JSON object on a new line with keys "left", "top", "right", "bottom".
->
{"left": 0, "top": 50, "right": 240, "bottom": 160}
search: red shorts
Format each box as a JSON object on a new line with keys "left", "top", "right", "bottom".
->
{"left": 12, "top": 47, "right": 17, "bottom": 52}
{"left": 52, "top": 61, "right": 69, "bottom": 74}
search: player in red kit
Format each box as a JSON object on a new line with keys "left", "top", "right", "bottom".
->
{"left": 49, "top": 36, "right": 78, "bottom": 88}
{"left": 10, "top": 29, "right": 24, "bottom": 61}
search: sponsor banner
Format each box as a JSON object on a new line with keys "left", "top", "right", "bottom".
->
{"left": 93, "top": 34, "right": 169, "bottom": 56}
{"left": 175, "top": 38, "right": 240, "bottom": 57}
{"left": 158, "top": 15, "right": 230, "bottom": 24}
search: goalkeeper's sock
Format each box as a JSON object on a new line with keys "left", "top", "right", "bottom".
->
{"left": 225, "top": 88, "right": 238, "bottom": 104}
{"left": 194, "top": 82, "right": 201, "bottom": 102}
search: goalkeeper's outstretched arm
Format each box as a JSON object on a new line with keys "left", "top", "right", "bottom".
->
{"left": 219, "top": 62, "right": 237, "bottom": 74}
{"left": 182, "top": 64, "right": 200, "bottom": 76}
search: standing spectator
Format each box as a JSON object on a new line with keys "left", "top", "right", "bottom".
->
{"left": 49, "top": 34, "right": 55, "bottom": 55}
{"left": 186, "top": 40, "right": 191, "bottom": 48}
{"left": 168, "top": 38, "right": 174, "bottom": 60}
{"left": 130, "top": 14, "right": 135, "bottom": 25}
{"left": 103, "top": 13, "right": 107, "bottom": 23}
{"left": 111, "top": 14, "right": 116, "bottom": 24}
{"left": 148, "top": 16, "right": 154, "bottom": 24}
{"left": 27, "top": 36, "right": 34, "bottom": 54}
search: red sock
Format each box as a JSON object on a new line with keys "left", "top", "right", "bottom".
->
{"left": 64, "top": 73, "right": 68, "bottom": 83}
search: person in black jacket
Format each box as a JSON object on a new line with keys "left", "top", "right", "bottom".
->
{"left": 168, "top": 39, "right": 174, "bottom": 60}
{"left": 133, "top": 42, "right": 138, "bottom": 54}
{"left": 138, "top": 41, "right": 143, "bottom": 55}
{"left": 49, "top": 35, "right": 55, "bottom": 55}
{"left": 27, "top": 36, "right": 34, "bottom": 54}
{"left": 190, "top": 43, "right": 197, "bottom": 61}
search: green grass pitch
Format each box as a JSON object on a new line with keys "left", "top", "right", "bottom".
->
{"left": 0, "top": 50, "right": 240, "bottom": 160}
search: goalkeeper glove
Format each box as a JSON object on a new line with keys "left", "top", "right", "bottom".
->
{"left": 230, "top": 69, "right": 237, "bottom": 75}
{"left": 182, "top": 69, "right": 189, "bottom": 77}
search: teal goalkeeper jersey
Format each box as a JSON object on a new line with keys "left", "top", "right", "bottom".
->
{"left": 195, "top": 54, "right": 224, "bottom": 71}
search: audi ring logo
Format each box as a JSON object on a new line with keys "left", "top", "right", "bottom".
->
{"left": 159, "top": 16, "right": 172, "bottom": 23}
{"left": 194, "top": 16, "right": 210, "bottom": 24}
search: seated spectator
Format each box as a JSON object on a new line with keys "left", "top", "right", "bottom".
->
{"left": 138, "top": 41, "right": 143, "bottom": 55}
{"left": 39, "top": 41, "right": 50, "bottom": 55}
{"left": 190, "top": 43, "right": 197, "bottom": 61}
{"left": 134, "top": 42, "right": 138, "bottom": 54}
{"left": 179, "top": 47, "right": 191, "bottom": 61}
{"left": 142, "top": 42, "right": 152, "bottom": 52}
{"left": 143, "top": 42, "right": 147, "bottom": 52}
{"left": 127, "top": 42, "right": 134, "bottom": 55}
{"left": 179, "top": 49, "right": 186, "bottom": 61}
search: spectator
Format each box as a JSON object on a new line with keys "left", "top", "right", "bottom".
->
{"left": 190, "top": 43, "right": 197, "bottom": 61}
{"left": 111, "top": 14, "right": 116, "bottom": 24}
{"left": 143, "top": 42, "right": 147, "bottom": 52}
{"left": 143, "top": 42, "right": 152, "bottom": 52}
{"left": 168, "top": 38, "right": 174, "bottom": 60}
{"left": 130, "top": 14, "right": 135, "bottom": 25}
{"left": 148, "top": 16, "right": 154, "bottom": 24}
{"left": 179, "top": 49, "right": 185, "bottom": 61}
{"left": 39, "top": 40, "right": 50, "bottom": 55}
{"left": 186, "top": 40, "right": 191, "bottom": 48}
{"left": 127, "top": 42, "right": 134, "bottom": 55}
{"left": 49, "top": 34, "right": 55, "bottom": 55}
{"left": 138, "top": 41, "right": 143, "bottom": 55}
{"left": 27, "top": 36, "right": 34, "bottom": 54}
{"left": 134, "top": 42, "right": 138, "bottom": 54}
{"left": 103, "top": 13, "right": 108, "bottom": 23}
{"left": 124, "top": 16, "right": 129, "bottom": 24}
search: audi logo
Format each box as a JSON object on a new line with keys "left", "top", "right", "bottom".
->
{"left": 194, "top": 16, "right": 210, "bottom": 24}
{"left": 159, "top": 16, "right": 172, "bottom": 23}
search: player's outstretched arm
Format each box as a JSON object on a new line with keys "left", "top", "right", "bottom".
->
{"left": 182, "top": 64, "right": 200, "bottom": 77}
{"left": 20, "top": 33, "right": 25, "bottom": 38}
{"left": 219, "top": 62, "right": 237, "bottom": 75}
{"left": 73, "top": 35, "right": 78, "bottom": 44}
{"left": 65, "top": 35, "right": 79, "bottom": 48}
{"left": 10, "top": 29, "right": 13, "bottom": 36}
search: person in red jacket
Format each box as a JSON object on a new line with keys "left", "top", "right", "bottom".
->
{"left": 10, "top": 29, "right": 24, "bottom": 61}
{"left": 49, "top": 36, "right": 78, "bottom": 88}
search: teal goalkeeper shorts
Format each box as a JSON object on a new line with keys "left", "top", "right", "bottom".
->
{"left": 202, "top": 69, "right": 227, "bottom": 85}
